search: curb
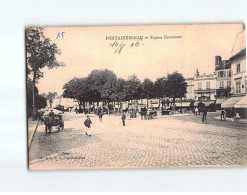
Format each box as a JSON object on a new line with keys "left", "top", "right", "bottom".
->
{"left": 28, "top": 120, "right": 39, "bottom": 149}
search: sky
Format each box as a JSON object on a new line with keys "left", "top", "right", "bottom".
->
{"left": 36, "top": 24, "right": 244, "bottom": 95}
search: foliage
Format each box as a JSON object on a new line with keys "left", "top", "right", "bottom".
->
{"left": 166, "top": 72, "right": 187, "bottom": 102}
{"left": 26, "top": 27, "right": 65, "bottom": 81}
{"left": 87, "top": 69, "right": 118, "bottom": 102}
{"left": 154, "top": 77, "right": 167, "bottom": 98}
{"left": 142, "top": 78, "right": 154, "bottom": 99}
{"left": 26, "top": 27, "right": 65, "bottom": 119}
{"left": 124, "top": 74, "right": 142, "bottom": 101}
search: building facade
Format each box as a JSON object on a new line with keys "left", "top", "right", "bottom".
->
{"left": 215, "top": 56, "right": 232, "bottom": 98}
{"left": 185, "top": 77, "right": 194, "bottom": 100}
{"left": 230, "top": 50, "right": 246, "bottom": 96}
{"left": 230, "top": 30, "right": 246, "bottom": 97}
{"left": 194, "top": 73, "right": 217, "bottom": 101}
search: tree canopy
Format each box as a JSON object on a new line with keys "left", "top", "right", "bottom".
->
{"left": 62, "top": 69, "right": 188, "bottom": 110}
{"left": 166, "top": 72, "right": 188, "bottom": 102}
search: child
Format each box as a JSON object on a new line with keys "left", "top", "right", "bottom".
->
{"left": 235, "top": 112, "right": 240, "bottom": 121}
{"left": 84, "top": 115, "right": 92, "bottom": 136}
{"left": 194, "top": 107, "right": 198, "bottom": 115}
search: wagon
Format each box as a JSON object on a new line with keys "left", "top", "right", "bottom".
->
{"left": 44, "top": 114, "right": 64, "bottom": 136}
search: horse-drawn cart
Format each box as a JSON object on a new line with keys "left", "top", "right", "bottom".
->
{"left": 139, "top": 108, "right": 157, "bottom": 119}
{"left": 44, "top": 114, "right": 64, "bottom": 135}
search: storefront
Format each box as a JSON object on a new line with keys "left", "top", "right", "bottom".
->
{"left": 234, "top": 95, "right": 247, "bottom": 119}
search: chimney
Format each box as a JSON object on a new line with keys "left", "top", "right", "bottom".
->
{"left": 215, "top": 56, "right": 222, "bottom": 67}
{"left": 195, "top": 68, "right": 199, "bottom": 77}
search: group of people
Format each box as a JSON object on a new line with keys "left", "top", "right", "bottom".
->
{"left": 83, "top": 109, "right": 127, "bottom": 137}
{"left": 220, "top": 108, "right": 240, "bottom": 121}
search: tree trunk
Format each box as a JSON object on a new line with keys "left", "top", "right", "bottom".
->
{"left": 83, "top": 102, "right": 86, "bottom": 112}
{"left": 107, "top": 101, "right": 110, "bottom": 115}
{"left": 32, "top": 72, "right": 36, "bottom": 121}
{"left": 146, "top": 97, "right": 148, "bottom": 108}
{"left": 181, "top": 98, "right": 182, "bottom": 114}
{"left": 173, "top": 97, "right": 176, "bottom": 114}
{"left": 161, "top": 97, "right": 164, "bottom": 111}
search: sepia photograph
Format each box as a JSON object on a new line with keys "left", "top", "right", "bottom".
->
{"left": 26, "top": 24, "right": 247, "bottom": 170}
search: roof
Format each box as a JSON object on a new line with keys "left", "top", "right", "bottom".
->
{"left": 185, "top": 77, "right": 194, "bottom": 80}
{"left": 195, "top": 74, "right": 216, "bottom": 80}
{"left": 230, "top": 48, "right": 246, "bottom": 61}
{"left": 231, "top": 30, "right": 246, "bottom": 56}
{"left": 234, "top": 95, "right": 247, "bottom": 108}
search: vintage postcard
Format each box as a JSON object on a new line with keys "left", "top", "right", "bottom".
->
{"left": 26, "top": 24, "right": 246, "bottom": 170}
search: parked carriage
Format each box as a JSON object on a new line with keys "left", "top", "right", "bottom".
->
{"left": 139, "top": 108, "right": 157, "bottom": 119}
{"left": 44, "top": 114, "right": 64, "bottom": 136}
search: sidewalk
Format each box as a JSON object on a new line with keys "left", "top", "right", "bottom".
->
{"left": 214, "top": 116, "right": 247, "bottom": 124}
{"left": 28, "top": 118, "right": 39, "bottom": 148}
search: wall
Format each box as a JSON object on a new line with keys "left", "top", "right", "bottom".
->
{"left": 231, "top": 55, "right": 246, "bottom": 95}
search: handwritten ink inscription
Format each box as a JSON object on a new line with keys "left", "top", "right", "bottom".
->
{"left": 56, "top": 32, "right": 65, "bottom": 39}
{"left": 110, "top": 40, "right": 141, "bottom": 54}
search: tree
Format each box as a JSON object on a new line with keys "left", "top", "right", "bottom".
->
{"left": 27, "top": 78, "right": 39, "bottom": 117}
{"left": 124, "top": 74, "right": 141, "bottom": 101}
{"left": 36, "top": 95, "right": 47, "bottom": 110}
{"left": 124, "top": 74, "right": 142, "bottom": 110}
{"left": 115, "top": 78, "right": 126, "bottom": 112}
{"left": 63, "top": 77, "right": 91, "bottom": 110}
{"left": 154, "top": 77, "right": 167, "bottom": 110}
{"left": 87, "top": 69, "right": 118, "bottom": 113}
{"left": 26, "top": 27, "right": 65, "bottom": 120}
{"left": 141, "top": 78, "right": 154, "bottom": 108}
{"left": 166, "top": 72, "right": 187, "bottom": 113}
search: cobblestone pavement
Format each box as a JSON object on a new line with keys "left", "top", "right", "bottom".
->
{"left": 29, "top": 112, "right": 247, "bottom": 170}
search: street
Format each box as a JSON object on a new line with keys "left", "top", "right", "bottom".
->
{"left": 28, "top": 112, "right": 247, "bottom": 170}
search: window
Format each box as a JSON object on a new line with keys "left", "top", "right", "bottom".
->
{"left": 223, "top": 71, "right": 226, "bottom": 77}
{"left": 236, "top": 80, "right": 241, "bottom": 94}
{"left": 228, "top": 70, "right": 231, "bottom": 77}
{"left": 219, "top": 71, "right": 223, "bottom": 77}
{"left": 220, "top": 81, "right": 224, "bottom": 88}
{"left": 237, "top": 63, "right": 241, "bottom": 73}
{"left": 227, "top": 81, "right": 231, "bottom": 87}
{"left": 206, "top": 81, "right": 210, "bottom": 89}
{"left": 198, "top": 82, "right": 202, "bottom": 90}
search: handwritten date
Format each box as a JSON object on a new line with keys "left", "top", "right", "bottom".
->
{"left": 110, "top": 40, "right": 141, "bottom": 54}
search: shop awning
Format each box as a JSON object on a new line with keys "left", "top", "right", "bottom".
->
{"left": 216, "top": 98, "right": 229, "bottom": 104}
{"left": 234, "top": 95, "right": 247, "bottom": 108}
{"left": 194, "top": 101, "right": 215, "bottom": 107}
{"left": 221, "top": 96, "right": 243, "bottom": 108}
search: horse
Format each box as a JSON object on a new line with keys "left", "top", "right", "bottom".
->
{"left": 44, "top": 115, "right": 64, "bottom": 136}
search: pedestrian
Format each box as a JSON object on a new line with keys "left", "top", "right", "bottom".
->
{"left": 198, "top": 107, "right": 201, "bottom": 115}
{"left": 235, "top": 111, "right": 240, "bottom": 121}
{"left": 194, "top": 107, "right": 198, "bottom": 115}
{"left": 221, "top": 108, "right": 226, "bottom": 121}
{"left": 202, "top": 108, "right": 208, "bottom": 124}
{"left": 84, "top": 115, "right": 92, "bottom": 136}
{"left": 98, "top": 110, "right": 103, "bottom": 122}
{"left": 121, "top": 112, "right": 126, "bottom": 126}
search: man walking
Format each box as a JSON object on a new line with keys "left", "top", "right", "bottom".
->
{"left": 84, "top": 115, "right": 92, "bottom": 136}
{"left": 221, "top": 108, "right": 226, "bottom": 121}
{"left": 98, "top": 109, "right": 103, "bottom": 123}
{"left": 202, "top": 108, "right": 208, "bottom": 124}
{"left": 121, "top": 112, "right": 126, "bottom": 126}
